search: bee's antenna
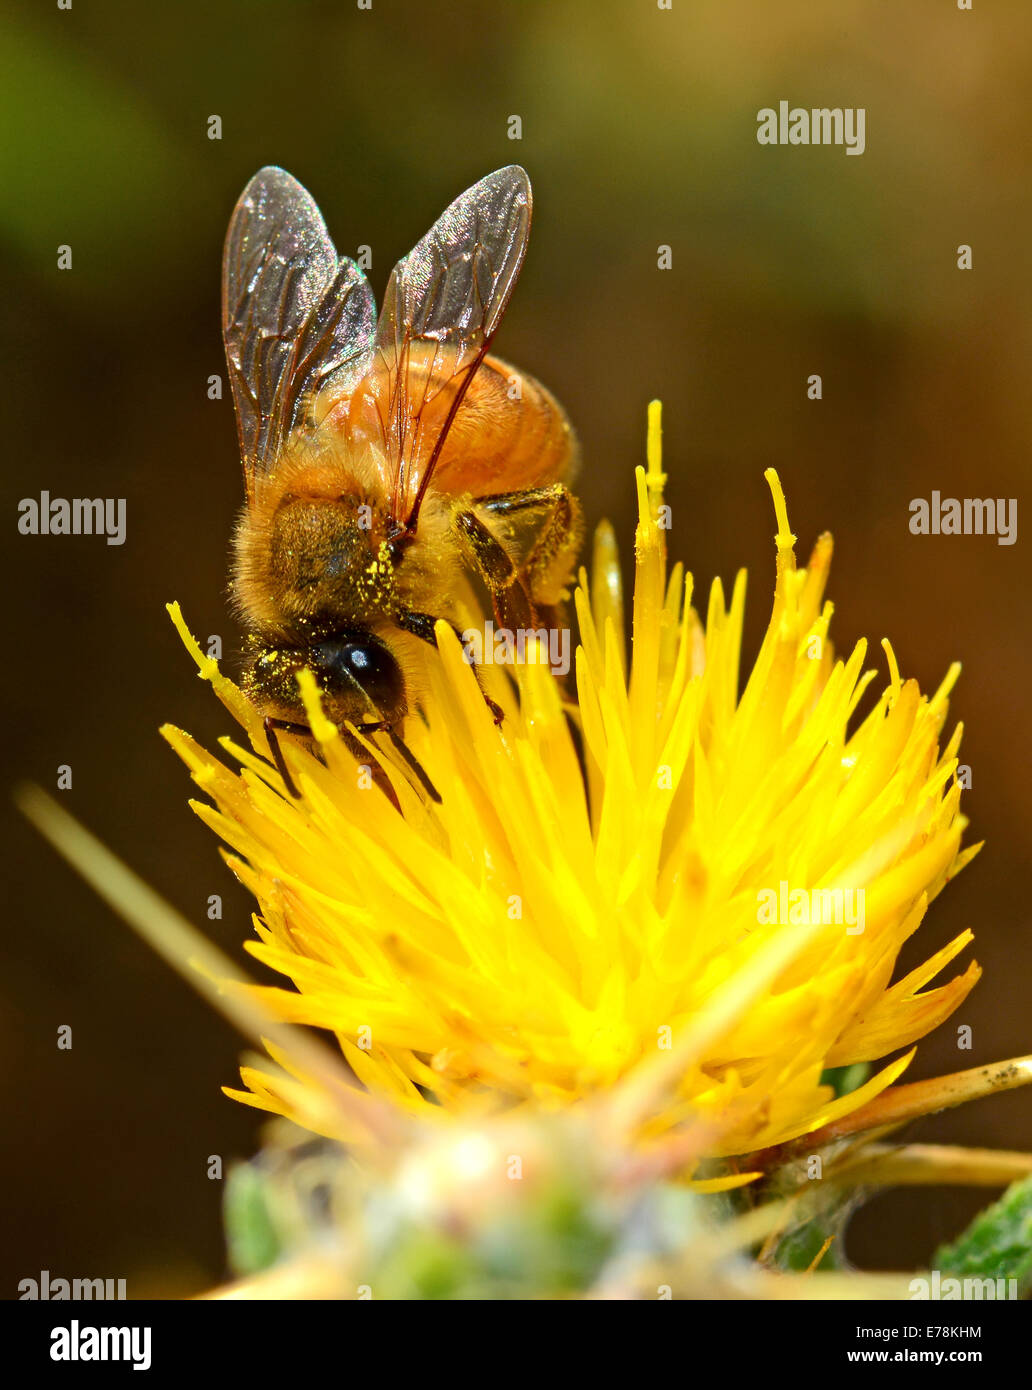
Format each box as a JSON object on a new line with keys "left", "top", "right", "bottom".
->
{"left": 385, "top": 727, "right": 442, "bottom": 804}
{"left": 263, "top": 716, "right": 304, "bottom": 799}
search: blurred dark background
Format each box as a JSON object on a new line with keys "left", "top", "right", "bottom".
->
{"left": 2, "top": 0, "right": 1030, "bottom": 1295}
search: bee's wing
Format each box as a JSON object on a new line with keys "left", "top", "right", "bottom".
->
{"left": 222, "top": 166, "right": 375, "bottom": 503}
{"left": 367, "top": 166, "right": 531, "bottom": 532}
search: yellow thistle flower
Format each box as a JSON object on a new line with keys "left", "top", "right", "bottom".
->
{"left": 162, "top": 402, "right": 981, "bottom": 1162}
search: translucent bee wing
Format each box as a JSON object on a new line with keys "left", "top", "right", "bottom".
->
{"left": 222, "top": 166, "right": 376, "bottom": 503}
{"left": 366, "top": 166, "right": 532, "bottom": 533}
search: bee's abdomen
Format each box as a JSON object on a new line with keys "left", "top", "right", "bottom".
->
{"left": 430, "top": 354, "right": 578, "bottom": 497}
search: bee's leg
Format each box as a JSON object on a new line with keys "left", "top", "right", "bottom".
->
{"left": 394, "top": 609, "right": 439, "bottom": 646}
{"left": 459, "top": 486, "right": 583, "bottom": 696}
{"left": 264, "top": 712, "right": 439, "bottom": 808}
{"left": 350, "top": 715, "right": 441, "bottom": 805}
{"left": 454, "top": 511, "right": 537, "bottom": 633}
{"left": 474, "top": 483, "right": 583, "bottom": 617}
{"left": 465, "top": 488, "right": 587, "bottom": 771}
{"left": 396, "top": 606, "right": 505, "bottom": 724}
{"left": 262, "top": 716, "right": 308, "bottom": 799}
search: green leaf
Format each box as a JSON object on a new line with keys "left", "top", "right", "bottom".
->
{"left": 820, "top": 1063, "right": 872, "bottom": 1098}
{"left": 932, "top": 1174, "right": 1032, "bottom": 1293}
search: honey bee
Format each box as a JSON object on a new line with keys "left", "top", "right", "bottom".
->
{"left": 222, "top": 165, "right": 581, "bottom": 797}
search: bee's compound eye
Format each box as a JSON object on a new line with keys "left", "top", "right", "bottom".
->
{"left": 312, "top": 634, "right": 404, "bottom": 715}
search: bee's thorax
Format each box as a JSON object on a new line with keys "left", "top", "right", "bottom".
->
{"left": 234, "top": 487, "right": 400, "bottom": 639}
